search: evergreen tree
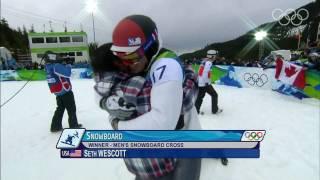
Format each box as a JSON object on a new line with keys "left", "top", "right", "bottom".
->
{"left": 180, "top": 2, "right": 317, "bottom": 61}
{"left": 29, "top": 24, "right": 35, "bottom": 33}
{"left": 0, "top": 18, "right": 29, "bottom": 53}
{"left": 88, "top": 42, "right": 99, "bottom": 61}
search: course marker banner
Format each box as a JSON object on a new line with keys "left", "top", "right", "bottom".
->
{"left": 56, "top": 130, "right": 266, "bottom": 158}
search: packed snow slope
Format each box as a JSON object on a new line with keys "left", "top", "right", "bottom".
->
{"left": 1, "top": 79, "right": 319, "bottom": 180}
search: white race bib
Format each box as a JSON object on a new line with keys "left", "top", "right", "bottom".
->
{"left": 149, "top": 58, "right": 183, "bottom": 85}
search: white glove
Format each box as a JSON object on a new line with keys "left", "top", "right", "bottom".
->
{"left": 100, "top": 95, "right": 137, "bottom": 120}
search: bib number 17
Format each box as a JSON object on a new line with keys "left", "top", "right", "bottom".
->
{"left": 152, "top": 65, "right": 166, "bottom": 83}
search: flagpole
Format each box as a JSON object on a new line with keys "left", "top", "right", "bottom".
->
{"left": 297, "top": 30, "right": 301, "bottom": 50}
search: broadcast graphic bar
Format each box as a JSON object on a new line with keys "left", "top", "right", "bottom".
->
{"left": 56, "top": 129, "right": 266, "bottom": 158}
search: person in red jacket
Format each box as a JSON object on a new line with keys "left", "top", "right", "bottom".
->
{"left": 44, "top": 52, "right": 82, "bottom": 132}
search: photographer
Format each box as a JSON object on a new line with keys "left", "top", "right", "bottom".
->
{"left": 44, "top": 51, "right": 82, "bottom": 132}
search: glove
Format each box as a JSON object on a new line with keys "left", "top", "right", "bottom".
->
{"left": 110, "top": 118, "right": 120, "bottom": 130}
{"left": 100, "top": 95, "right": 136, "bottom": 120}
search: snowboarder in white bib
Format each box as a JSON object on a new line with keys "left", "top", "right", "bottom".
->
{"left": 94, "top": 15, "right": 202, "bottom": 180}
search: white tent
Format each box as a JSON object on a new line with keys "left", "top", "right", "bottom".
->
{"left": 0, "top": 47, "right": 12, "bottom": 61}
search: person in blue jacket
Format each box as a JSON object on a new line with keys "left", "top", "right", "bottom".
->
{"left": 44, "top": 51, "right": 82, "bottom": 132}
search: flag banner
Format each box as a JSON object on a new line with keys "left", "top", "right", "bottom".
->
{"left": 275, "top": 58, "right": 305, "bottom": 89}
{"left": 57, "top": 129, "right": 266, "bottom": 158}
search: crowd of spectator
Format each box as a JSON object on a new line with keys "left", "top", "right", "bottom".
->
{"left": 0, "top": 60, "right": 91, "bottom": 70}
{"left": 185, "top": 47, "right": 320, "bottom": 71}
{"left": 186, "top": 57, "right": 262, "bottom": 67}
{"left": 2, "top": 47, "right": 319, "bottom": 71}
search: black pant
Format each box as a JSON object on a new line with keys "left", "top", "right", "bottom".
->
{"left": 51, "top": 91, "right": 79, "bottom": 130}
{"left": 195, "top": 84, "right": 218, "bottom": 114}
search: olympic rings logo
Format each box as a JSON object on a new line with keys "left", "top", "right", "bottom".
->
{"left": 244, "top": 131, "right": 264, "bottom": 141}
{"left": 272, "top": 8, "right": 309, "bottom": 26}
{"left": 243, "top": 73, "right": 268, "bottom": 87}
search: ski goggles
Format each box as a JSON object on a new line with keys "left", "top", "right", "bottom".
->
{"left": 113, "top": 47, "right": 146, "bottom": 66}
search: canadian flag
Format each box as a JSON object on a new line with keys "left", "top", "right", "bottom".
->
{"left": 275, "top": 58, "right": 305, "bottom": 89}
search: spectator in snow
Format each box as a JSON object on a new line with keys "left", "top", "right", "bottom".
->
{"left": 44, "top": 51, "right": 82, "bottom": 132}
{"left": 195, "top": 49, "right": 223, "bottom": 115}
{"left": 194, "top": 49, "right": 228, "bottom": 166}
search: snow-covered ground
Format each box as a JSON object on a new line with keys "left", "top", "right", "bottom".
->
{"left": 1, "top": 79, "right": 319, "bottom": 180}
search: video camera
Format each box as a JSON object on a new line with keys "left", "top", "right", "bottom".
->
{"left": 43, "top": 51, "right": 75, "bottom": 65}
